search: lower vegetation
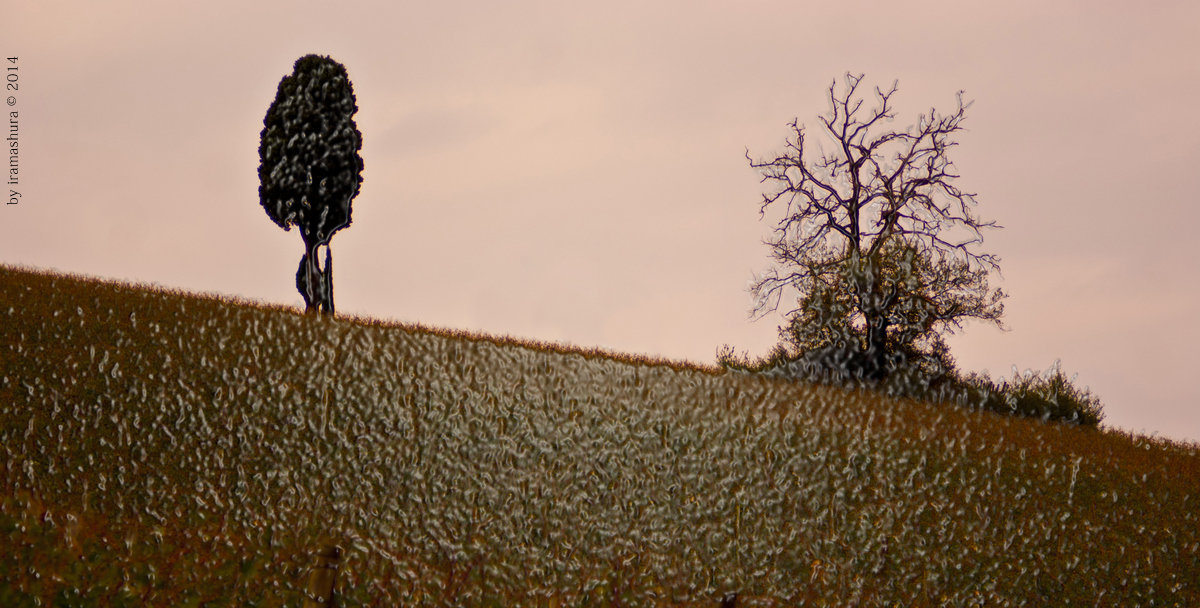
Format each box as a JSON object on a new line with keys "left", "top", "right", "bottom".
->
{"left": 2, "top": 264, "right": 1197, "bottom": 606}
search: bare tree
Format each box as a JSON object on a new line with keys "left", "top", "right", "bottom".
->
{"left": 747, "top": 73, "right": 1004, "bottom": 379}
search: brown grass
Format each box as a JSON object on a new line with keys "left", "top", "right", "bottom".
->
{"left": 1, "top": 263, "right": 1198, "bottom": 606}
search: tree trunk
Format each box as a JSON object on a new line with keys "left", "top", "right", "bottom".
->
{"left": 848, "top": 250, "right": 889, "bottom": 381}
{"left": 300, "top": 237, "right": 324, "bottom": 315}
{"left": 323, "top": 244, "right": 335, "bottom": 316}
{"left": 296, "top": 254, "right": 312, "bottom": 313}
{"left": 857, "top": 252, "right": 890, "bottom": 381}
{"left": 864, "top": 309, "right": 889, "bottom": 380}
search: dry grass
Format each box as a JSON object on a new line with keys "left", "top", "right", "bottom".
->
{"left": 2, "top": 263, "right": 1198, "bottom": 606}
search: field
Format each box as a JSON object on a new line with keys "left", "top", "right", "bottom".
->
{"left": 2, "top": 263, "right": 1198, "bottom": 606}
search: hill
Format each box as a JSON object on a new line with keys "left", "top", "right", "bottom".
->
{"left": 1, "top": 264, "right": 1198, "bottom": 606}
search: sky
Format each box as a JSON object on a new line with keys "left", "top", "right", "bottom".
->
{"left": 4, "top": 1, "right": 1199, "bottom": 444}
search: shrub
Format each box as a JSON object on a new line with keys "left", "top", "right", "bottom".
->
{"left": 719, "top": 344, "right": 1105, "bottom": 428}
{"left": 719, "top": 337, "right": 956, "bottom": 399}
{"left": 953, "top": 361, "right": 1105, "bottom": 426}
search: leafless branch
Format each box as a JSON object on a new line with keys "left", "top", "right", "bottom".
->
{"left": 746, "top": 73, "right": 1002, "bottom": 339}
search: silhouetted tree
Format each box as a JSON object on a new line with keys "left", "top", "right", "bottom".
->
{"left": 258, "top": 54, "right": 363, "bottom": 315}
{"left": 747, "top": 73, "right": 1004, "bottom": 380}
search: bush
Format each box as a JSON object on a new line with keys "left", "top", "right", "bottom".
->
{"left": 953, "top": 361, "right": 1105, "bottom": 426}
{"left": 719, "top": 345, "right": 1105, "bottom": 428}
{"left": 720, "top": 338, "right": 955, "bottom": 396}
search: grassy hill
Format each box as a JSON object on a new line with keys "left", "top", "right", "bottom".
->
{"left": 2, "top": 263, "right": 1198, "bottom": 606}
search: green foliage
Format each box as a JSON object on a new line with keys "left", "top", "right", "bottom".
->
{"left": 728, "top": 239, "right": 995, "bottom": 383}
{"left": 719, "top": 342, "right": 1105, "bottom": 428}
{"left": 258, "top": 54, "right": 363, "bottom": 243}
{"left": 722, "top": 236, "right": 1102, "bottom": 427}
{"left": 953, "top": 362, "right": 1106, "bottom": 427}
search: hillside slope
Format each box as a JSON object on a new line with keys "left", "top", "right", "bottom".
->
{"left": 1, "top": 264, "right": 1198, "bottom": 606}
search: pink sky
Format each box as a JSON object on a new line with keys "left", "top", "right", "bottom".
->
{"left": 6, "top": 1, "right": 1199, "bottom": 443}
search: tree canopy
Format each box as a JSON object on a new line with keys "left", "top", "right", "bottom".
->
{"left": 258, "top": 54, "right": 363, "bottom": 314}
{"left": 747, "top": 73, "right": 1004, "bottom": 380}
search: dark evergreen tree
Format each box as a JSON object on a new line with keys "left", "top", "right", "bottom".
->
{"left": 258, "top": 54, "right": 363, "bottom": 315}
